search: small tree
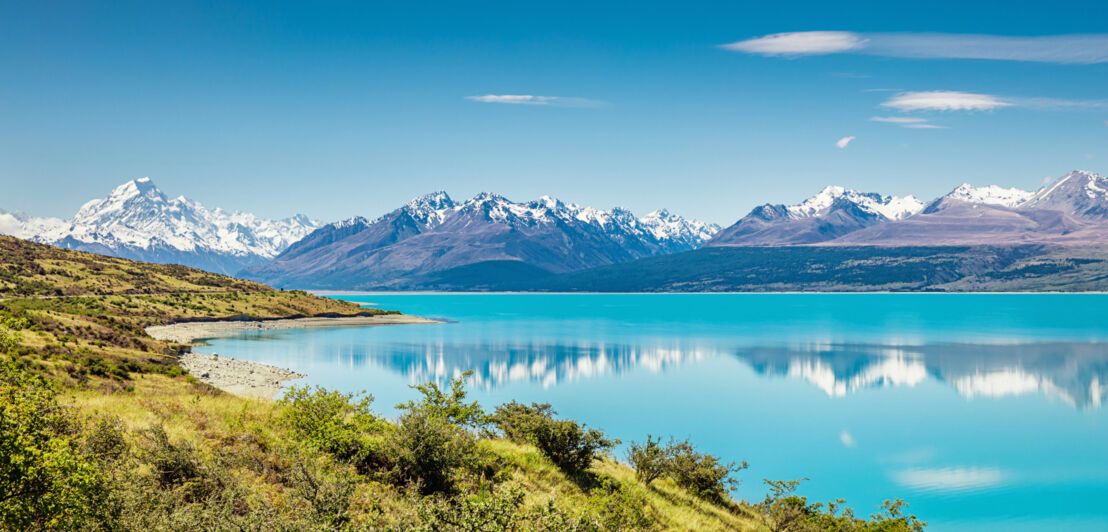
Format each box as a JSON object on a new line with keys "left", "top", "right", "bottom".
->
{"left": 666, "top": 439, "right": 747, "bottom": 503}
{"left": 491, "top": 402, "right": 617, "bottom": 476}
{"left": 279, "top": 386, "right": 387, "bottom": 471}
{"left": 396, "top": 370, "right": 487, "bottom": 429}
{"left": 627, "top": 435, "right": 667, "bottom": 485}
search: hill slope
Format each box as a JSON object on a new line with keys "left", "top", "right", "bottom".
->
{"left": 2, "top": 235, "right": 863, "bottom": 530}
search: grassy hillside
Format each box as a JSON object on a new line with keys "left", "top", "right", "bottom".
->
{"left": 0, "top": 236, "right": 926, "bottom": 530}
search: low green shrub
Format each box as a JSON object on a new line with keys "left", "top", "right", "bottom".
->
{"left": 758, "top": 478, "right": 927, "bottom": 532}
{"left": 279, "top": 385, "right": 388, "bottom": 472}
{"left": 491, "top": 401, "right": 617, "bottom": 475}
{"left": 627, "top": 435, "right": 747, "bottom": 503}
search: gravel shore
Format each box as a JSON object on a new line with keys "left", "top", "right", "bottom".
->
{"left": 146, "top": 315, "right": 442, "bottom": 399}
{"left": 146, "top": 314, "right": 441, "bottom": 343}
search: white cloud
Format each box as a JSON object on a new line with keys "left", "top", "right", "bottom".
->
{"left": 870, "top": 116, "right": 927, "bottom": 124}
{"left": 723, "top": 31, "right": 1108, "bottom": 64}
{"left": 881, "top": 91, "right": 1012, "bottom": 112}
{"left": 721, "top": 31, "right": 866, "bottom": 56}
{"left": 892, "top": 466, "right": 1008, "bottom": 493}
{"left": 871, "top": 117, "right": 949, "bottom": 129}
{"left": 836, "top": 136, "right": 855, "bottom": 148}
{"left": 839, "top": 430, "right": 856, "bottom": 448}
{"left": 465, "top": 94, "right": 603, "bottom": 107}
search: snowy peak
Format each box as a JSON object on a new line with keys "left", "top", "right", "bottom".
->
{"left": 1022, "top": 170, "right": 1108, "bottom": 219}
{"left": 924, "top": 183, "right": 1034, "bottom": 213}
{"left": 640, "top": 209, "right": 721, "bottom": 244}
{"left": 947, "top": 183, "right": 1033, "bottom": 207}
{"left": 8, "top": 178, "right": 322, "bottom": 273}
{"left": 786, "top": 186, "right": 923, "bottom": 221}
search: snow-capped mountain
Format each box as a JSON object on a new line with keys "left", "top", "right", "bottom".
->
{"left": 243, "top": 191, "right": 719, "bottom": 289}
{"left": 922, "top": 183, "right": 1034, "bottom": 213}
{"left": 707, "top": 185, "right": 923, "bottom": 246}
{"left": 0, "top": 210, "right": 66, "bottom": 240}
{"left": 786, "top": 186, "right": 924, "bottom": 221}
{"left": 1022, "top": 170, "right": 1108, "bottom": 219}
{"left": 1, "top": 178, "right": 320, "bottom": 275}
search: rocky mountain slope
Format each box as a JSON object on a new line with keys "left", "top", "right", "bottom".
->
{"left": 243, "top": 191, "right": 720, "bottom": 289}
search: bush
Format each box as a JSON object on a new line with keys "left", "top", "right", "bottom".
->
{"left": 627, "top": 436, "right": 747, "bottom": 503}
{"left": 491, "top": 402, "right": 617, "bottom": 475}
{"left": 386, "top": 407, "right": 481, "bottom": 494}
{"left": 279, "top": 385, "right": 387, "bottom": 471}
{"left": 627, "top": 435, "right": 667, "bottom": 485}
{"left": 388, "top": 376, "right": 486, "bottom": 494}
{"left": 396, "top": 371, "right": 488, "bottom": 429}
{"left": 758, "top": 478, "right": 927, "bottom": 532}
{"left": 0, "top": 359, "right": 114, "bottom": 530}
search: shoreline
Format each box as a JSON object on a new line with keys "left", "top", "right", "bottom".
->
{"left": 146, "top": 314, "right": 443, "bottom": 399}
{"left": 145, "top": 314, "right": 442, "bottom": 344}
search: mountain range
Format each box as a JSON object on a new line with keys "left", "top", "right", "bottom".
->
{"left": 707, "top": 170, "right": 1108, "bottom": 248}
{"left": 0, "top": 178, "right": 320, "bottom": 274}
{"left": 4, "top": 169, "right": 1108, "bottom": 291}
{"left": 241, "top": 191, "right": 720, "bottom": 289}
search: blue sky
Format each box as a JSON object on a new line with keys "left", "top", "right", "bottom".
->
{"left": 1, "top": 0, "right": 1106, "bottom": 225}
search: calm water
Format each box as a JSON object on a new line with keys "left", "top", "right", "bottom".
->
{"left": 203, "top": 294, "right": 1108, "bottom": 531}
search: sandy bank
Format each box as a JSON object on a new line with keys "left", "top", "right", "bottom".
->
{"left": 145, "top": 314, "right": 442, "bottom": 344}
{"left": 146, "top": 314, "right": 442, "bottom": 399}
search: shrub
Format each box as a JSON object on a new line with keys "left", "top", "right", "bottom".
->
{"left": 387, "top": 377, "right": 487, "bottom": 494}
{"left": 627, "top": 436, "right": 747, "bottom": 503}
{"left": 0, "top": 359, "right": 114, "bottom": 530}
{"left": 665, "top": 438, "right": 747, "bottom": 503}
{"left": 279, "top": 385, "right": 387, "bottom": 471}
{"left": 396, "top": 370, "right": 487, "bottom": 429}
{"left": 386, "top": 407, "right": 481, "bottom": 494}
{"left": 627, "top": 434, "right": 666, "bottom": 485}
{"left": 416, "top": 482, "right": 529, "bottom": 531}
{"left": 758, "top": 478, "right": 927, "bottom": 532}
{"left": 491, "top": 402, "right": 617, "bottom": 475}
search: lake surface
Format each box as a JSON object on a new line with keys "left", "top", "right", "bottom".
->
{"left": 203, "top": 294, "right": 1108, "bottom": 531}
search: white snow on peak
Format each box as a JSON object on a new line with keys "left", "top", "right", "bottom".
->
{"left": 945, "top": 183, "right": 1033, "bottom": 208}
{"left": 0, "top": 210, "right": 66, "bottom": 239}
{"left": 23, "top": 178, "right": 320, "bottom": 259}
{"left": 787, "top": 186, "right": 924, "bottom": 221}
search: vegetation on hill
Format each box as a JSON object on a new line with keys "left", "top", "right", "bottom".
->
{"left": 505, "top": 245, "right": 1108, "bottom": 292}
{"left": 0, "top": 236, "right": 928, "bottom": 529}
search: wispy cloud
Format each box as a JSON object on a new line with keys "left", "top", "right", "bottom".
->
{"left": 725, "top": 31, "right": 867, "bottom": 56}
{"left": 892, "top": 466, "right": 1008, "bottom": 494}
{"left": 465, "top": 94, "right": 603, "bottom": 107}
{"left": 836, "top": 136, "right": 855, "bottom": 148}
{"left": 723, "top": 31, "right": 1108, "bottom": 64}
{"left": 880, "top": 91, "right": 1012, "bottom": 112}
{"left": 870, "top": 116, "right": 948, "bottom": 129}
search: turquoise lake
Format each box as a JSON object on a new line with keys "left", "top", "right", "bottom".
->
{"left": 202, "top": 294, "right": 1108, "bottom": 531}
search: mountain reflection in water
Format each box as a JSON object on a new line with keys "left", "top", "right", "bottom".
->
{"left": 312, "top": 338, "right": 1108, "bottom": 410}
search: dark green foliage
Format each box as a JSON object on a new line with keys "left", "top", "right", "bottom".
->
{"left": 509, "top": 244, "right": 1094, "bottom": 292}
{"left": 666, "top": 438, "right": 748, "bottom": 503}
{"left": 627, "top": 435, "right": 667, "bottom": 484}
{"left": 491, "top": 401, "right": 617, "bottom": 475}
{"left": 279, "top": 385, "right": 388, "bottom": 471}
{"left": 396, "top": 370, "right": 488, "bottom": 429}
{"left": 385, "top": 407, "right": 482, "bottom": 494}
{"left": 758, "top": 478, "right": 927, "bottom": 532}
{"left": 0, "top": 344, "right": 114, "bottom": 529}
{"left": 627, "top": 435, "right": 747, "bottom": 503}
{"left": 388, "top": 374, "right": 487, "bottom": 494}
{"left": 415, "top": 479, "right": 656, "bottom": 532}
